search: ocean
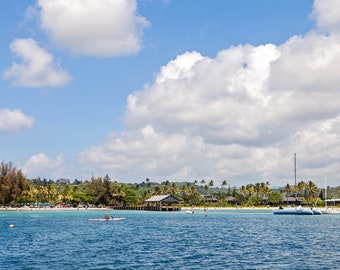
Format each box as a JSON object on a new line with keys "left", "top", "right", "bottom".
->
{"left": 1, "top": 209, "right": 339, "bottom": 270}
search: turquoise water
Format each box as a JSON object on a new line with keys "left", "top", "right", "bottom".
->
{"left": 1, "top": 209, "right": 339, "bottom": 269}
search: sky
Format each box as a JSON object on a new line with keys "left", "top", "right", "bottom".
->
{"left": 1, "top": 0, "right": 340, "bottom": 188}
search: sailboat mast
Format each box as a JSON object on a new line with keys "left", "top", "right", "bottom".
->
{"left": 294, "top": 153, "right": 297, "bottom": 185}
{"left": 325, "top": 174, "right": 327, "bottom": 208}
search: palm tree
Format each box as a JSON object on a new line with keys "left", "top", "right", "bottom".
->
{"left": 254, "top": 183, "right": 261, "bottom": 199}
{"left": 306, "top": 180, "right": 318, "bottom": 196}
{"left": 60, "top": 184, "right": 72, "bottom": 204}
{"left": 139, "top": 189, "right": 152, "bottom": 205}
{"left": 19, "top": 183, "right": 36, "bottom": 204}
{"left": 46, "top": 183, "right": 57, "bottom": 203}
{"left": 239, "top": 185, "right": 247, "bottom": 197}
{"left": 152, "top": 186, "right": 161, "bottom": 195}
{"left": 306, "top": 180, "right": 318, "bottom": 206}
{"left": 246, "top": 184, "right": 254, "bottom": 197}
{"left": 160, "top": 181, "right": 171, "bottom": 194}
{"left": 282, "top": 183, "right": 292, "bottom": 204}
{"left": 221, "top": 180, "right": 227, "bottom": 189}
{"left": 186, "top": 185, "right": 201, "bottom": 206}
{"left": 297, "top": 181, "right": 307, "bottom": 197}
{"left": 200, "top": 179, "right": 206, "bottom": 188}
{"left": 170, "top": 182, "right": 179, "bottom": 196}
{"left": 260, "top": 182, "right": 270, "bottom": 205}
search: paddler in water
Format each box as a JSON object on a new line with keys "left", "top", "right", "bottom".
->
{"left": 104, "top": 213, "right": 111, "bottom": 219}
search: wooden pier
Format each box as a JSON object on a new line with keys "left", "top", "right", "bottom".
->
{"left": 111, "top": 195, "right": 181, "bottom": 211}
{"left": 111, "top": 206, "right": 181, "bottom": 211}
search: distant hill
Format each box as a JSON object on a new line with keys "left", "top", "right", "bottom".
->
{"left": 327, "top": 186, "right": 340, "bottom": 198}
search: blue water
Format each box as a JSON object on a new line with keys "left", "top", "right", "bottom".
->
{"left": 1, "top": 209, "right": 339, "bottom": 270}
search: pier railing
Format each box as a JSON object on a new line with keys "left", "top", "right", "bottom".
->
{"left": 110, "top": 206, "right": 181, "bottom": 211}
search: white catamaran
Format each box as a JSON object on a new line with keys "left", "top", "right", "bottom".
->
{"left": 273, "top": 153, "right": 322, "bottom": 215}
{"left": 320, "top": 174, "right": 340, "bottom": 215}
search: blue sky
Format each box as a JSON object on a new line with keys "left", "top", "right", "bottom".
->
{"left": 1, "top": 0, "right": 340, "bottom": 187}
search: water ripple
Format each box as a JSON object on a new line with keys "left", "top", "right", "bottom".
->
{"left": 0, "top": 210, "right": 339, "bottom": 269}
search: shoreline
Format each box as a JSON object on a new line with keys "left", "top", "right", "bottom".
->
{"left": 182, "top": 206, "right": 277, "bottom": 211}
{"left": 1, "top": 206, "right": 275, "bottom": 211}
{"left": 0, "top": 207, "right": 110, "bottom": 211}
{"left": 181, "top": 206, "right": 339, "bottom": 211}
{"left": 1, "top": 206, "right": 338, "bottom": 211}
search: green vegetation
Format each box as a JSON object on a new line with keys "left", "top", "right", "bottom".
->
{"left": 1, "top": 161, "right": 339, "bottom": 208}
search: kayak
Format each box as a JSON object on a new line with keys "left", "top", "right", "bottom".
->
{"left": 88, "top": 217, "right": 125, "bottom": 221}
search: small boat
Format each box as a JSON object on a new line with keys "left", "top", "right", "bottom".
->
{"left": 320, "top": 208, "right": 340, "bottom": 215}
{"left": 186, "top": 210, "right": 195, "bottom": 214}
{"left": 273, "top": 154, "right": 321, "bottom": 216}
{"left": 88, "top": 217, "right": 125, "bottom": 221}
{"left": 273, "top": 206, "right": 314, "bottom": 215}
{"left": 321, "top": 175, "right": 340, "bottom": 214}
{"left": 311, "top": 208, "right": 322, "bottom": 215}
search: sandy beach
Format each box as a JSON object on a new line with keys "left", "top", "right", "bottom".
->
{"left": 0, "top": 206, "right": 110, "bottom": 211}
{"left": 2, "top": 205, "right": 337, "bottom": 211}
{"left": 1, "top": 206, "right": 279, "bottom": 211}
{"left": 181, "top": 206, "right": 278, "bottom": 211}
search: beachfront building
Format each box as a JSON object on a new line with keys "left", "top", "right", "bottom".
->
{"left": 56, "top": 178, "right": 70, "bottom": 184}
{"left": 145, "top": 194, "right": 181, "bottom": 211}
{"left": 202, "top": 195, "right": 218, "bottom": 204}
{"left": 325, "top": 198, "right": 340, "bottom": 206}
{"left": 226, "top": 196, "right": 235, "bottom": 204}
{"left": 282, "top": 196, "right": 302, "bottom": 205}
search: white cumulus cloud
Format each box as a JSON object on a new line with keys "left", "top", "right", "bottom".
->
{"left": 126, "top": 44, "right": 281, "bottom": 145}
{"left": 0, "top": 109, "right": 35, "bottom": 134}
{"left": 75, "top": 0, "right": 340, "bottom": 187}
{"left": 23, "top": 153, "right": 64, "bottom": 179}
{"left": 37, "top": 0, "right": 149, "bottom": 57}
{"left": 3, "top": 38, "right": 70, "bottom": 87}
{"left": 23, "top": 0, "right": 340, "bottom": 186}
{"left": 77, "top": 125, "right": 203, "bottom": 180}
{"left": 312, "top": 0, "right": 340, "bottom": 34}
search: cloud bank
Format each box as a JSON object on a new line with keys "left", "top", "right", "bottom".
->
{"left": 13, "top": 0, "right": 338, "bottom": 187}
{"left": 73, "top": 0, "right": 340, "bottom": 186}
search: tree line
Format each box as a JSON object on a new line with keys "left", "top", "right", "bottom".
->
{"left": 0, "top": 161, "right": 338, "bottom": 207}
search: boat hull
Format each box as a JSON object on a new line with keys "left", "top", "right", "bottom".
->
{"left": 273, "top": 208, "right": 314, "bottom": 215}
{"left": 320, "top": 209, "right": 340, "bottom": 215}
{"left": 88, "top": 218, "right": 125, "bottom": 221}
{"left": 312, "top": 209, "right": 322, "bottom": 215}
